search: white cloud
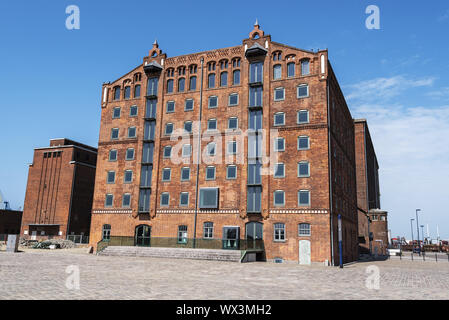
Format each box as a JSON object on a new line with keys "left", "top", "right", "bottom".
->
{"left": 427, "top": 87, "right": 449, "bottom": 100}
{"left": 345, "top": 75, "right": 435, "bottom": 102}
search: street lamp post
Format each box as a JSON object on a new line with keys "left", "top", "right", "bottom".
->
{"left": 421, "top": 225, "right": 425, "bottom": 245}
{"left": 410, "top": 218, "right": 415, "bottom": 251}
{"left": 416, "top": 209, "right": 421, "bottom": 254}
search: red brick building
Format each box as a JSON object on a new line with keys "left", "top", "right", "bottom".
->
{"left": 21, "top": 139, "right": 97, "bottom": 241}
{"left": 90, "top": 23, "right": 358, "bottom": 264}
{"left": 354, "top": 119, "right": 388, "bottom": 254}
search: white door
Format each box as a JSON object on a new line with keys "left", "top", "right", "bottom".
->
{"left": 31, "top": 231, "right": 37, "bottom": 240}
{"left": 299, "top": 240, "right": 311, "bottom": 265}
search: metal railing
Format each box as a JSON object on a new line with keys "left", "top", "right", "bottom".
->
{"left": 66, "top": 235, "right": 89, "bottom": 244}
{"left": 96, "top": 236, "right": 265, "bottom": 252}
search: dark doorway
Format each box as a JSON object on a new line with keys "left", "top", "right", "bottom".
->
{"left": 135, "top": 225, "right": 151, "bottom": 247}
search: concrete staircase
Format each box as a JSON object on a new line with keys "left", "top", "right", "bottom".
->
{"left": 98, "top": 246, "right": 243, "bottom": 262}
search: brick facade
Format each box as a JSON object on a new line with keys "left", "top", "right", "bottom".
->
{"left": 90, "top": 23, "right": 358, "bottom": 264}
{"left": 21, "top": 139, "right": 97, "bottom": 240}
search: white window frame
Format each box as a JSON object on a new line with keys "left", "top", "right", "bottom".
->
{"left": 162, "top": 168, "right": 171, "bottom": 182}
{"left": 182, "top": 144, "right": 192, "bottom": 157}
{"left": 166, "top": 101, "right": 175, "bottom": 113}
{"left": 179, "top": 192, "right": 189, "bottom": 206}
{"left": 125, "top": 148, "right": 135, "bottom": 160}
{"left": 207, "top": 142, "right": 216, "bottom": 156}
{"left": 228, "top": 93, "right": 239, "bottom": 106}
{"left": 228, "top": 117, "right": 238, "bottom": 130}
{"left": 298, "top": 161, "right": 310, "bottom": 178}
{"left": 165, "top": 123, "right": 174, "bottom": 135}
{"left": 160, "top": 193, "right": 170, "bottom": 207}
{"left": 297, "top": 84, "right": 309, "bottom": 99}
{"left": 274, "top": 163, "right": 285, "bottom": 178}
{"left": 298, "top": 190, "right": 311, "bottom": 207}
{"left": 298, "top": 223, "right": 311, "bottom": 236}
{"left": 208, "top": 96, "right": 218, "bottom": 109}
{"left": 163, "top": 146, "right": 172, "bottom": 158}
{"left": 207, "top": 118, "right": 217, "bottom": 131}
{"left": 226, "top": 165, "right": 237, "bottom": 180}
{"left": 181, "top": 167, "right": 190, "bottom": 181}
{"left": 298, "top": 136, "right": 310, "bottom": 150}
{"left": 127, "top": 126, "right": 137, "bottom": 138}
{"left": 275, "top": 137, "right": 285, "bottom": 152}
{"left": 205, "top": 166, "right": 216, "bottom": 181}
{"left": 122, "top": 193, "right": 131, "bottom": 208}
{"left": 274, "top": 87, "right": 285, "bottom": 101}
{"left": 274, "top": 112, "right": 285, "bottom": 126}
{"left": 297, "top": 110, "right": 309, "bottom": 124}
{"left": 227, "top": 141, "right": 237, "bottom": 155}
{"left": 185, "top": 99, "right": 194, "bottom": 111}
{"left": 124, "top": 170, "right": 133, "bottom": 184}
{"left": 274, "top": 190, "right": 285, "bottom": 207}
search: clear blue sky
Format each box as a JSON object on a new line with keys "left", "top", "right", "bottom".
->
{"left": 1, "top": 0, "right": 448, "bottom": 239}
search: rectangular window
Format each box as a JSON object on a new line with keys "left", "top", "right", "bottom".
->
{"left": 273, "top": 65, "right": 282, "bottom": 80}
{"left": 228, "top": 93, "right": 239, "bottom": 106}
{"left": 208, "top": 96, "right": 218, "bottom": 108}
{"left": 140, "top": 165, "right": 152, "bottom": 187}
{"left": 122, "top": 193, "right": 131, "bottom": 208}
{"left": 298, "top": 136, "right": 310, "bottom": 150}
{"left": 113, "top": 107, "right": 121, "bottom": 119}
{"left": 249, "top": 86, "right": 263, "bottom": 107}
{"left": 144, "top": 121, "right": 155, "bottom": 141}
{"left": 247, "top": 186, "right": 262, "bottom": 213}
{"left": 124, "top": 86, "right": 131, "bottom": 99}
{"left": 298, "top": 190, "right": 310, "bottom": 206}
{"left": 142, "top": 142, "right": 154, "bottom": 163}
{"left": 207, "top": 119, "right": 217, "bottom": 131}
{"left": 248, "top": 161, "right": 262, "bottom": 185}
{"left": 287, "top": 63, "right": 295, "bottom": 77}
{"left": 163, "top": 146, "right": 172, "bottom": 158}
{"left": 181, "top": 167, "right": 190, "bottom": 181}
{"left": 130, "top": 105, "right": 138, "bottom": 117}
{"left": 233, "top": 70, "right": 240, "bottom": 85}
{"left": 107, "top": 171, "right": 115, "bottom": 184}
{"left": 189, "top": 76, "right": 197, "bottom": 90}
{"left": 178, "top": 225, "right": 188, "bottom": 243}
{"left": 274, "top": 88, "right": 285, "bottom": 101}
{"left": 162, "top": 168, "right": 171, "bottom": 181}
{"left": 127, "top": 127, "right": 137, "bottom": 138}
{"left": 206, "top": 166, "right": 216, "bottom": 180}
{"left": 301, "top": 60, "right": 310, "bottom": 76}
{"left": 160, "top": 193, "right": 170, "bottom": 206}
{"left": 203, "top": 222, "right": 214, "bottom": 239}
{"left": 134, "top": 85, "right": 141, "bottom": 98}
{"left": 228, "top": 117, "right": 238, "bottom": 130}
{"left": 166, "top": 79, "right": 174, "bottom": 93}
{"left": 274, "top": 113, "right": 285, "bottom": 126}
{"left": 297, "top": 110, "right": 309, "bottom": 124}
{"left": 226, "top": 165, "right": 237, "bottom": 179}
{"left": 274, "top": 190, "right": 285, "bottom": 206}
{"left": 147, "top": 77, "right": 158, "bottom": 96}
{"left": 166, "top": 101, "right": 175, "bottom": 113}
{"left": 182, "top": 144, "right": 192, "bottom": 157}
{"left": 208, "top": 74, "right": 215, "bottom": 88}
{"left": 227, "top": 141, "right": 237, "bottom": 155}
{"left": 248, "top": 134, "right": 262, "bottom": 158}
{"left": 275, "top": 137, "right": 285, "bottom": 152}
{"left": 249, "top": 110, "right": 262, "bottom": 130}
{"left": 138, "top": 189, "right": 151, "bottom": 212}
{"left": 180, "top": 192, "right": 189, "bottom": 206}
{"left": 109, "top": 150, "right": 117, "bottom": 161}
{"left": 250, "top": 62, "right": 263, "bottom": 83}
{"left": 125, "top": 148, "right": 134, "bottom": 160}
{"left": 145, "top": 99, "right": 157, "bottom": 119}
{"left": 185, "top": 99, "right": 194, "bottom": 111}
{"left": 111, "top": 128, "right": 119, "bottom": 140}
{"left": 165, "top": 123, "right": 174, "bottom": 135}
{"left": 297, "top": 84, "right": 309, "bottom": 98}
{"left": 298, "top": 223, "right": 311, "bottom": 236}
{"left": 274, "top": 223, "right": 286, "bottom": 241}
{"left": 184, "top": 121, "right": 192, "bottom": 133}
{"left": 124, "top": 170, "right": 133, "bottom": 183}
{"left": 199, "top": 188, "right": 219, "bottom": 209}
{"left": 274, "top": 163, "right": 285, "bottom": 178}
{"left": 298, "top": 162, "right": 310, "bottom": 177}
{"left": 105, "top": 194, "right": 114, "bottom": 207}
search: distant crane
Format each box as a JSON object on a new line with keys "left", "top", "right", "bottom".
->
{"left": 0, "top": 189, "right": 10, "bottom": 210}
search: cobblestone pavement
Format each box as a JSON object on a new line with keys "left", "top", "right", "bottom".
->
{"left": 1, "top": 249, "right": 449, "bottom": 300}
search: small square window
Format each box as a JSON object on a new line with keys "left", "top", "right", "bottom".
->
{"left": 298, "top": 162, "right": 310, "bottom": 177}
{"left": 160, "top": 193, "right": 170, "bottom": 206}
{"left": 297, "top": 84, "right": 309, "bottom": 98}
{"left": 165, "top": 123, "right": 174, "bottom": 135}
{"left": 274, "top": 88, "right": 285, "bottom": 101}
{"left": 130, "top": 105, "right": 138, "bottom": 117}
{"left": 298, "top": 223, "right": 311, "bottom": 236}
{"left": 162, "top": 168, "right": 171, "bottom": 182}
{"left": 124, "top": 170, "right": 133, "bottom": 183}
{"left": 184, "top": 121, "right": 193, "bottom": 133}
{"left": 228, "top": 117, "right": 238, "bottom": 130}
{"left": 207, "top": 119, "right": 217, "bottom": 131}
{"left": 206, "top": 166, "right": 216, "bottom": 180}
{"left": 128, "top": 127, "right": 137, "bottom": 138}
{"left": 163, "top": 146, "right": 172, "bottom": 158}
{"left": 274, "top": 163, "right": 285, "bottom": 178}
{"left": 298, "top": 136, "right": 310, "bottom": 150}
{"left": 109, "top": 150, "right": 117, "bottom": 161}
{"left": 182, "top": 144, "right": 192, "bottom": 157}
{"left": 111, "top": 128, "right": 119, "bottom": 140}
{"left": 180, "top": 192, "right": 189, "bottom": 206}
{"left": 181, "top": 167, "right": 190, "bottom": 181}
{"left": 107, "top": 171, "right": 115, "bottom": 184}
{"left": 228, "top": 94, "right": 239, "bottom": 106}
{"left": 275, "top": 137, "right": 285, "bottom": 152}
{"left": 274, "top": 113, "right": 285, "bottom": 126}
{"left": 126, "top": 148, "right": 135, "bottom": 160}
{"left": 208, "top": 96, "right": 218, "bottom": 108}
{"left": 112, "top": 107, "right": 121, "bottom": 119}
{"left": 274, "top": 190, "right": 285, "bottom": 206}
{"left": 185, "top": 99, "right": 194, "bottom": 111}
{"left": 199, "top": 188, "right": 219, "bottom": 209}
{"left": 166, "top": 101, "right": 175, "bottom": 113}
{"left": 226, "top": 165, "right": 237, "bottom": 179}
{"left": 297, "top": 110, "right": 309, "bottom": 124}
{"left": 122, "top": 194, "right": 131, "bottom": 208}
{"left": 298, "top": 190, "right": 310, "bottom": 206}
{"left": 105, "top": 194, "right": 114, "bottom": 207}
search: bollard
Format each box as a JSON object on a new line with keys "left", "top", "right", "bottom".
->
{"left": 436, "top": 253, "right": 438, "bottom": 262}
{"left": 411, "top": 252, "right": 413, "bottom": 261}
{"left": 423, "top": 252, "right": 425, "bottom": 261}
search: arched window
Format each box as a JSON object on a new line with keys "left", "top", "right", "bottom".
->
{"left": 166, "top": 79, "right": 174, "bottom": 93}
{"left": 220, "top": 71, "right": 228, "bottom": 87}
{"left": 102, "top": 224, "right": 111, "bottom": 241}
{"left": 134, "top": 73, "right": 142, "bottom": 82}
{"left": 166, "top": 68, "right": 174, "bottom": 77}
{"left": 233, "top": 70, "right": 240, "bottom": 85}
{"left": 220, "top": 59, "right": 228, "bottom": 69}
{"left": 189, "top": 76, "right": 197, "bottom": 90}
{"left": 113, "top": 86, "right": 120, "bottom": 100}
{"left": 178, "top": 78, "right": 185, "bottom": 92}
{"left": 134, "top": 85, "right": 141, "bottom": 98}
{"left": 273, "top": 64, "right": 282, "bottom": 80}
{"left": 287, "top": 62, "right": 295, "bottom": 77}
{"left": 208, "top": 73, "right": 215, "bottom": 88}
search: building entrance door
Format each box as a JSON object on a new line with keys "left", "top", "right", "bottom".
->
{"left": 299, "top": 240, "right": 311, "bottom": 265}
{"left": 222, "top": 227, "right": 239, "bottom": 249}
{"left": 135, "top": 225, "right": 151, "bottom": 247}
{"left": 246, "top": 222, "right": 263, "bottom": 249}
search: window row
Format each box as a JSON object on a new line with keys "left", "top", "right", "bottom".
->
{"left": 105, "top": 193, "right": 132, "bottom": 208}
{"left": 106, "top": 170, "right": 134, "bottom": 184}
{"left": 108, "top": 148, "right": 136, "bottom": 161}
{"left": 274, "top": 110, "right": 309, "bottom": 126}
{"left": 112, "top": 105, "right": 138, "bottom": 119}
{"left": 274, "top": 223, "right": 312, "bottom": 241}
{"left": 110, "top": 127, "right": 137, "bottom": 140}
{"left": 113, "top": 85, "right": 141, "bottom": 101}
{"left": 273, "top": 59, "right": 310, "bottom": 80}
{"left": 273, "top": 84, "right": 309, "bottom": 101}
{"left": 161, "top": 165, "right": 239, "bottom": 182}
